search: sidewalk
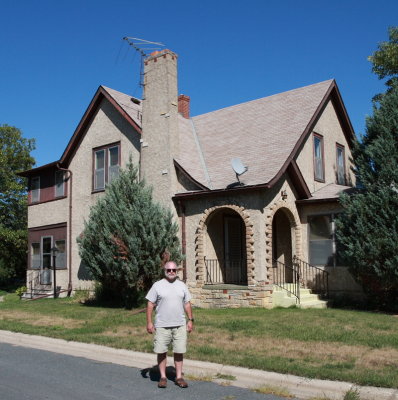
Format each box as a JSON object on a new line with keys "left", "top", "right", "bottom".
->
{"left": 0, "top": 330, "right": 396, "bottom": 400}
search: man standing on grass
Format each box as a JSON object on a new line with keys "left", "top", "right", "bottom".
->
{"left": 146, "top": 261, "right": 194, "bottom": 389}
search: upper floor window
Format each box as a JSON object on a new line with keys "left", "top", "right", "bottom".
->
{"left": 55, "top": 171, "right": 65, "bottom": 197}
{"left": 336, "top": 144, "right": 346, "bottom": 185}
{"left": 93, "top": 144, "right": 120, "bottom": 191}
{"left": 313, "top": 133, "right": 324, "bottom": 182}
{"left": 31, "top": 177, "right": 40, "bottom": 203}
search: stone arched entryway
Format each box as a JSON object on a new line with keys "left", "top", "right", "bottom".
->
{"left": 265, "top": 202, "right": 302, "bottom": 285}
{"left": 272, "top": 208, "right": 294, "bottom": 282}
{"left": 195, "top": 205, "right": 255, "bottom": 286}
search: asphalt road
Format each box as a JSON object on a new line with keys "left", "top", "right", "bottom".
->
{"left": 0, "top": 343, "right": 295, "bottom": 400}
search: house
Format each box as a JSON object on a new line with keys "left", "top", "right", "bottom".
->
{"left": 19, "top": 49, "right": 362, "bottom": 307}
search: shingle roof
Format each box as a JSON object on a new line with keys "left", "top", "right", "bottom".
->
{"left": 101, "top": 86, "right": 142, "bottom": 128}
{"left": 297, "top": 183, "right": 356, "bottom": 203}
{"left": 177, "top": 80, "right": 335, "bottom": 190}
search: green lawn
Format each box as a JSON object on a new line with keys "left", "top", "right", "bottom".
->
{"left": 0, "top": 292, "right": 397, "bottom": 388}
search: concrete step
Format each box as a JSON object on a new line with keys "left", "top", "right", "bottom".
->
{"left": 272, "top": 285, "right": 328, "bottom": 309}
{"left": 299, "top": 300, "right": 328, "bottom": 309}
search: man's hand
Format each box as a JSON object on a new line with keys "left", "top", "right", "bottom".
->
{"left": 186, "top": 320, "right": 193, "bottom": 333}
{"left": 147, "top": 322, "right": 155, "bottom": 334}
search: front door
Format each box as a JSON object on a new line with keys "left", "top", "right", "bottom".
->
{"left": 224, "top": 216, "right": 246, "bottom": 284}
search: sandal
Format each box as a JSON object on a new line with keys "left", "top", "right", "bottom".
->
{"left": 158, "top": 377, "right": 167, "bottom": 388}
{"left": 175, "top": 378, "right": 188, "bottom": 388}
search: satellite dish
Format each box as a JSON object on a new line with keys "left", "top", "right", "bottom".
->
{"left": 231, "top": 158, "right": 248, "bottom": 185}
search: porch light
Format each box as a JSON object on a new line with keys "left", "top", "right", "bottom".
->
{"left": 281, "top": 190, "right": 288, "bottom": 200}
{"left": 51, "top": 246, "right": 59, "bottom": 299}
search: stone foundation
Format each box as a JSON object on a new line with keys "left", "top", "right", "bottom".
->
{"left": 188, "top": 281, "right": 273, "bottom": 308}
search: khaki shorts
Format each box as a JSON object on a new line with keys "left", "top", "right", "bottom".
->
{"left": 154, "top": 325, "right": 187, "bottom": 354}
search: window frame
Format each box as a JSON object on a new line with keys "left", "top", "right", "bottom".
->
{"left": 313, "top": 133, "right": 325, "bottom": 182}
{"left": 41, "top": 236, "right": 53, "bottom": 270}
{"left": 54, "top": 170, "right": 65, "bottom": 198}
{"left": 308, "top": 213, "right": 341, "bottom": 267}
{"left": 336, "top": 143, "right": 346, "bottom": 185}
{"left": 92, "top": 142, "right": 120, "bottom": 192}
{"left": 30, "top": 176, "right": 40, "bottom": 203}
{"left": 54, "top": 239, "right": 66, "bottom": 269}
{"left": 31, "top": 242, "right": 41, "bottom": 269}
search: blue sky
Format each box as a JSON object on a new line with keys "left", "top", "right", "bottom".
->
{"left": 2, "top": 0, "right": 397, "bottom": 168}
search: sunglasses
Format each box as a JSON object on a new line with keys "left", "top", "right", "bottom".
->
{"left": 166, "top": 269, "right": 177, "bottom": 273}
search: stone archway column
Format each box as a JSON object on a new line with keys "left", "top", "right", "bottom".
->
{"left": 264, "top": 201, "right": 302, "bottom": 285}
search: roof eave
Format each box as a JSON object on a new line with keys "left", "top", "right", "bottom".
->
{"left": 173, "top": 181, "right": 272, "bottom": 200}
{"left": 17, "top": 161, "right": 60, "bottom": 177}
{"left": 174, "top": 160, "right": 209, "bottom": 190}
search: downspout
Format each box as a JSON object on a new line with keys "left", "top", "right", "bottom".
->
{"left": 178, "top": 200, "right": 187, "bottom": 282}
{"left": 57, "top": 164, "right": 73, "bottom": 296}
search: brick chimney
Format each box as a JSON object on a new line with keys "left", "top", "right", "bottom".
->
{"left": 178, "top": 94, "right": 190, "bottom": 119}
{"left": 140, "top": 49, "right": 179, "bottom": 210}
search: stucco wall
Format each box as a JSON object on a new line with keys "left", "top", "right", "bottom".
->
{"left": 295, "top": 100, "right": 355, "bottom": 193}
{"left": 68, "top": 98, "right": 141, "bottom": 290}
{"left": 27, "top": 97, "right": 141, "bottom": 292}
{"left": 28, "top": 198, "right": 69, "bottom": 228}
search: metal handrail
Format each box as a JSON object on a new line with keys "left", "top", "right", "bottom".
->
{"left": 272, "top": 259, "right": 300, "bottom": 304}
{"left": 204, "top": 257, "right": 247, "bottom": 285}
{"left": 293, "top": 255, "right": 329, "bottom": 298}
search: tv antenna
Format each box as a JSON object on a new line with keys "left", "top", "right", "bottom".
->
{"left": 231, "top": 158, "right": 248, "bottom": 185}
{"left": 123, "top": 37, "right": 165, "bottom": 89}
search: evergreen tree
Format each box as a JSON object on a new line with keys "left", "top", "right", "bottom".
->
{"left": 336, "top": 85, "right": 398, "bottom": 308}
{"left": 77, "top": 162, "right": 182, "bottom": 305}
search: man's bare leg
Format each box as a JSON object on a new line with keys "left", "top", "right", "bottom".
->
{"left": 174, "top": 353, "right": 183, "bottom": 379}
{"left": 157, "top": 353, "right": 167, "bottom": 378}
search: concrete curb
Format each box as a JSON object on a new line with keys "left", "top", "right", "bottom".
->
{"left": 0, "top": 330, "right": 397, "bottom": 400}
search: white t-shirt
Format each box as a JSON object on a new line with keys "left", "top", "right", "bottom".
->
{"left": 146, "top": 278, "right": 192, "bottom": 328}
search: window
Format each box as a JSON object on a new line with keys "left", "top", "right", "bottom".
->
{"left": 313, "top": 134, "right": 324, "bottom": 182}
{"left": 31, "top": 177, "right": 40, "bottom": 203}
{"left": 41, "top": 236, "right": 52, "bottom": 269}
{"left": 31, "top": 243, "right": 40, "bottom": 269}
{"left": 55, "top": 171, "right": 65, "bottom": 197}
{"left": 93, "top": 144, "right": 120, "bottom": 191}
{"left": 108, "top": 146, "right": 120, "bottom": 184}
{"left": 308, "top": 214, "right": 341, "bottom": 267}
{"left": 336, "top": 144, "right": 346, "bottom": 185}
{"left": 55, "top": 240, "right": 66, "bottom": 268}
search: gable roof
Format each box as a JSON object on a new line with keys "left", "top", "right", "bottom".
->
{"left": 176, "top": 79, "right": 354, "bottom": 191}
{"left": 60, "top": 86, "right": 142, "bottom": 166}
{"left": 19, "top": 86, "right": 142, "bottom": 176}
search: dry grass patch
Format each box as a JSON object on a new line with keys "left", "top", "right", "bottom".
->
{"left": 0, "top": 310, "right": 84, "bottom": 328}
{"left": 102, "top": 325, "right": 146, "bottom": 337}
{"left": 356, "top": 348, "right": 398, "bottom": 369}
{"left": 189, "top": 329, "right": 397, "bottom": 371}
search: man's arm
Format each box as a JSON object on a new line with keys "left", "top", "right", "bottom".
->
{"left": 184, "top": 301, "right": 194, "bottom": 333}
{"left": 146, "top": 301, "right": 156, "bottom": 334}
